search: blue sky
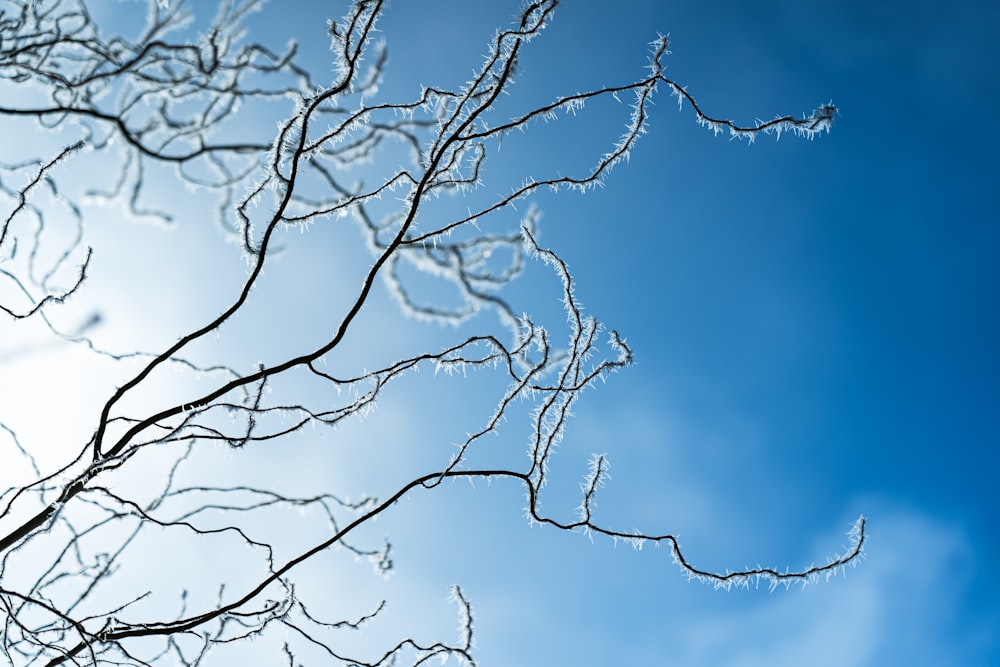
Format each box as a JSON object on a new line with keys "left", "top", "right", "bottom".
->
{"left": 1, "top": 0, "right": 997, "bottom": 665}
{"left": 345, "top": 1, "right": 998, "bottom": 664}
{"left": 311, "top": 1, "right": 996, "bottom": 664}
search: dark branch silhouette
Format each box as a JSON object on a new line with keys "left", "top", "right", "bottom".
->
{"left": 0, "top": 0, "right": 863, "bottom": 664}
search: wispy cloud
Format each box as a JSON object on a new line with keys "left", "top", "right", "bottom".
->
{"left": 669, "top": 502, "right": 988, "bottom": 667}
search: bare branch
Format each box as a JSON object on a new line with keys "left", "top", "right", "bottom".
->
{"left": 0, "top": 1, "right": 858, "bottom": 664}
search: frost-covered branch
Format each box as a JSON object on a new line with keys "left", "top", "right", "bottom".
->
{"left": 0, "top": 0, "right": 859, "bottom": 664}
